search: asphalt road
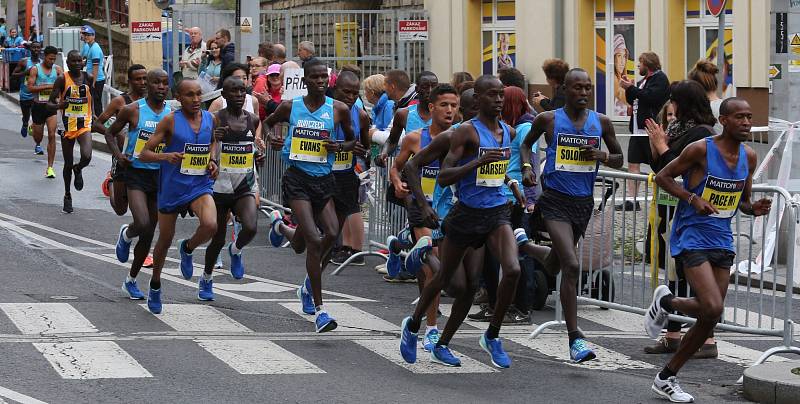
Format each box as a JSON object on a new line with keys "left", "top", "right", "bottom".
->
{"left": 0, "top": 95, "right": 793, "bottom": 404}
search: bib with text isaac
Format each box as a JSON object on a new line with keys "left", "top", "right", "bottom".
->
{"left": 220, "top": 142, "right": 254, "bottom": 174}
{"left": 555, "top": 133, "right": 600, "bottom": 172}
{"left": 476, "top": 147, "right": 511, "bottom": 187}
{"left": 180, "top": 143, "right": 211, "bottom": 175}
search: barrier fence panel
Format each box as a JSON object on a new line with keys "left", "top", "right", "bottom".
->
{"left": 530, "top": 169, "right": 800, "bottom": 369}
{"left": 260, "top": 9, "right": 429, "bottom": 82}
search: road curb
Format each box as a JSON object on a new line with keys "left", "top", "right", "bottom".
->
{"left": 743, "top": 360, "right": 800, "bottom": 404}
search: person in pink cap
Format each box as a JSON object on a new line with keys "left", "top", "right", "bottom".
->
{"left": 266, "top": 63, "right": 283, "bottom": 103}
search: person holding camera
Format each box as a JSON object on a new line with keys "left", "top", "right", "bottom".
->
{"left": 199, "top": 40, "right": 222, "bottom": 86}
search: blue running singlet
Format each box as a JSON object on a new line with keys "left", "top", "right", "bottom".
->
{"left": 282, "top": 96, "right": 336, "bottom": 177}
{"left": 542, "top": 108, "right": 603, "bottom": 197}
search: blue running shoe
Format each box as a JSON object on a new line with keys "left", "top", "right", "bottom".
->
{"left": 297, "top": 276, "right": 315, "bottom": 315}
{"left": 386, "top": 235, "right": 402, "bottom": 277}
{"left": 228, "top": 243, "right": 244, "bottom": 280}
{"left": 315, "top": 311, "right": 337, "bottom": 333}
{"left": 480, "top": 332, "right": 511, "bottom": 368}
{"left": 399, "top": 316, "right": 418, "bottom": 364}
{"left": 34, "top": 145, "right": 43, "bottom": 155}
{"left": 431, "top": 344, "right": 461, "bottom": 367}
{"left": 404, "top": 236, "right": 432, "bottom": 275}
{"left": 514, "top": 228, "right": 529, "bottom": 246}
{"left": 569, "top": 338, "right": 596, "bottom": 363}
{"left": 21, "top": 125, "right": 28, "bottom": 138}
{"left": 423, "top": 328, "right": 440, "bottom": 352}
{"left": 121, "top": 279, "right": 144, "bottom": 300}
{"left": 268, "top": 210, "right": 285, "bottom": 247}
{"left": 115, "top": 224, "right": 132, "bottom": 263}
{"left": 198, "top": 277, "right": 214, "bottom": 301}
{"left": 147, "top": 289, "right": 162, "bottom": 314}
{"left": 178, "top": 239, "right": 193, "bottom": 280}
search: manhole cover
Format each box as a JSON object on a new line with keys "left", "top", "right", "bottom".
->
{"left": 49, "top": 296, "right": 79, "bottom": 300}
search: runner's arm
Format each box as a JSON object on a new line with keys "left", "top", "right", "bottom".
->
{"left": 333, "top": 100, "right": 357, "bottom": 151}
{"left": 92, "top": 96, "right": 123, "bottom": 134}
{"left": 599, "top": 115, "right": 624, "bottom": 168}
{"left": 438, "top": 124, "right": 496, "bottom": 186}
{"left": 655, "top": 141, "right": 717, "bottom": 215}
{"left": 389, "top": 130, "right": 419, "bottom": 198}
{"left": 46, "top": 76, "right": 66, "bottom": 112}
{"left": 403, "top": 131, "right": 449, "bottom": 207}
{"left": 263, "top": 100, "right": 292, "bottom": 150}
{"left": 521, "top": 112, "right": 552, "bottom": 186}
{"left": 358, "top": 109, "right": 371, "bottom": 155}
{"left": 377, "top": 108, "right": 408, "bottom": 166}
{"left": 11, "top": 58, "right": 27, "bottom": 78}
{"left": 102, "top": 103, "right": 133, "bottom": 158}
{"left": 738, "top": 147, "right": 771, "bottom": 217}
{"left": 25, "top": 66, "right": 39, "bottom": 91}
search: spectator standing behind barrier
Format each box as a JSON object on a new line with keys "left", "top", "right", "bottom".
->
{"left": 249, "top": 57, "right": 269, "bottom": 120}
{"left": 79, "top": 25, "right": 106, "bottom": 120}
{"left": 0, "top": 19, "right": 7, "bottom": 43}
{"left": 28, "top": 25, "right": 43, "bottom": 43}
{"left": 272, "top": 43, "right": 287, "bottom": 64}
{"left": 450, "top": 71, "right": 473, "bottom": 93}
{"left": 179, "top": 27, "right": 205, "bottom": 80}
{"left": 258, "top": 41, "right": 274, "bottom": 63}
{"left": 364, "top": 74, "right": 393, "bottom": 131}
{"left": 215, "top": 29, "right": 235, "bottom": 75}
{"left": 4, "top": 28, "right": 23, "bottom": 47}
{"left": 618, "top": 51, "right": 670, "bottom": 212}
{"left": 688, "top": 60, "right": 723, "bottom": 134}
{"left": 533, "top": 58, "right": 569, "bottom": 112}
{"left": 199, "top": 40, "right": 222, "bottom": 87}
{"left": 642, "top": 80, "right": 719, "bottom": 359}
{"left": 297, "top": 41, "right": 316, "bottom": 66}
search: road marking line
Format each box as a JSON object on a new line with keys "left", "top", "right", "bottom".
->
{"left": 33, "top": 341, "right": 152, "bottom": 379}
{"left": 280, "top": 302, "right": 396, "bottom": 332}
{"left": 508, "top": 336, "right": 655, "bottom": 370}
{"left": 0, "top": 213, "right": 374, "bottom": 302}
{"left": 0, "top": 303, "right": 98, "bottom": 334}
{"left": 438, "top": 303, "right": 536, "bottom": 331}
{"left": 142, "top": 304, "right": 252, "bottom": 333}
{"left": 353, "top": 339, "right": 497, "bottom": 373}
{"left": 196, "top": 339, "right": 325, "bottom": 374}
{"left": 214, "top": 282, "right": 295, "bottom": 293}
{"left": 0, "top": 386, "right": 49, "bottom": 404}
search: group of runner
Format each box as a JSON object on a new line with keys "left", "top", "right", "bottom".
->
{"left": 20, "top": 52, "right": 770, "bottom": 403}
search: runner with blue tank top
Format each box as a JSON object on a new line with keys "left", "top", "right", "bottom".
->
{"left": 521, "top": 69, "right": 624, "bottom": 364}
{"left": 390, "top": 84, "right": 459, "bottom": 353}
{"left": 376, "top": 71, "right": 436, "bottom": 166}
{"left": 328, "top": 71, "right": 371, "bottom": 267}
{"left": 646, "top": 98, "right": 770, "bottom": 403}
{"left": 12, "top": 42, "right": 41, "bottom": 142}
{"left": 27, "top": 46, "right": 63, "bottom": 178}
{"left": 400, "top": 75, "right": 526, "bottom": 369}
{"left": 138, "top": 79, "right": 221, "bottom": 314}
{"left": 264, "top": 59, "right": 359, "bottom": 334}
{"left": 98, "top": 69, "right": 171, "bottom": 302}
{"left": 197, "top": 75, "right": 266, "bottom": 300}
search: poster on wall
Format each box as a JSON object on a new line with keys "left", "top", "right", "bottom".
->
{"left": 612, "top": 25, "right": 635, "bottom": 119}
{"left": 595, "top": 28, "right": 607, "bottom": 115}
{"left": 482, "top": 32, "right": 516, "bottom": 75}
{"left": 705, "top": 29, "right": 734, "bottom": 95}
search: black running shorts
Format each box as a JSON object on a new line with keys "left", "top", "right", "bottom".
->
{"left": 124, "top": 167, "right": 159, "bottom": 195}
{"left": 442, "top": 201, "right": 511, "bottom": 249}
{"left": 333, "top": 171, "right": 361, "bottom": 217}
{"left": 537, "top": 188, "right": 594, "bottom": 238}
{"left": 31, "top": 103, "right": 55, "bottom": 125}
{"left": 281, "top": 166, "right": 336, "bottom": 214}
{"left": 214, "top": 180, "right": 258, "bottom": 212}
{"left": 675, "top": 249, "right": 735, "bottom": 272}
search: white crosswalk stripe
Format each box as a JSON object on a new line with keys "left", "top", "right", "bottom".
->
{"left": 280, "top": 302, "right": 397, "bottom": 332}
{"left": 197, "top": 340, "right": 325, "bottom": 374}
{"left": 508, "top": 336, "right": 655, "bottom": 370}
{"left": 143, "top": 304, "right": 252, "bottom": 333}
{"left": 0, "top": 303, "right": 151, "bottom": 379}
{"left": 353, "top": 339, "right": 497, "bottom": 373}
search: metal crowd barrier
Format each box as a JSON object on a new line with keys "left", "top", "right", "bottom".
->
{"left": 531, "top": 169, "right": 800, "bottom": 369}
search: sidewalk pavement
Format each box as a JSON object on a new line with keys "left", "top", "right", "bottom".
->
{"left": 743, "top": 360, "right": 800, "bottom": 404}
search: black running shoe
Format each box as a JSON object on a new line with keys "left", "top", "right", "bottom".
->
{"left": 73, "top": 166, "right": 84, "bottom": 191}
{"left": 63, "top": 196, "right": 73, "bottom": 214}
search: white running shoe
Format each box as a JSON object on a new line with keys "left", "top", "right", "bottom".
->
{"left": 652, "top": 374, "right": 694, "bottom": 403}
{"left": 645, "top": 285, "right": 672, "bottom": 339}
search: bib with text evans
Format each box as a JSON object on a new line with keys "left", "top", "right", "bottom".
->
{"left": 421, "top": 166, "right": 439, "bottom": 201}
{"left": 65, "top": 97, "right": 89, "bottom": 118}
{"left": 476, "top": 147, "right": 510, "bottom": 187}
{"left": 180, "top": 143, "right": 211, "bottom": 176}
{"left": 701, "top": 174, "right": 745, "bottom": 219}
{"left": 555, "top": 133, "right": 599, "bottom": 172}
{"left": 220, "top": 142, "right": 254, "bottom": 174}
{"left": 133, "top": 129, "right": 165, "bottom": 158}
{"left": 289, "top": 125, "right": 330, "bottom": 163}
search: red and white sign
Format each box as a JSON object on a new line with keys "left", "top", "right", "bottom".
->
{"left": 706, "top": 0, "right": 728, "bottom": 17}
{"left": 131, "top": 21, "right": 162, "bottom": 43}
{"left": 398, "top": 20, "right": 429, "bottom": 41}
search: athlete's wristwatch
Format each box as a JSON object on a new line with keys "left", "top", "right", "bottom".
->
{"left": 522, "top": 163, "right": 532, "bottom": 171}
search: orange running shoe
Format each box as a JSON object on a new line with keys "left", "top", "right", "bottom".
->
{"left": 143, "top": 255, "right": 154, "bottom": 268}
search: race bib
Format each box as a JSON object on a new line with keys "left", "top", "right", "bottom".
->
{"left": 180, "top": 143, "right": 211, "bottom": 176}
{"left": 65, "top": 97, "right": 89, "bottom": 117}
{"left": 656, "top": 188, "right": 679, "bottom": 207}
{"left": 132, "top": 129, "right": 165, "bottom": 158}
{"left": 421, "top": 166, "right": 439, "bottom": 201}
{"left": 289, "top": 125, "right": 330, "bottom": 163}
{"left": 476, "top": 147, "right": 510, "bottom": 187}
{"left": 220, "top": 142, "right": 254, "bottom": 174}
{"left": 333, "top": 142, "right": 353, "bottom": 171}
{"left": 701, "top": 175, "right": 745, "bottom": 219}
{"left": 37, "top": 89, "right": 51, "bottom": 102}
{"left": 555, "top": 133, "right": 600, "bottom": 172}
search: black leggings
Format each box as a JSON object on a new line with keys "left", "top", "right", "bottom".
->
{"left": 92, "top": 80, "right": 105, "bottom": 118}
{"left": 61, "top": 134, "right": 92, "bottom": 194}
{"left": 20, "top": 99, "right": 33, "bottom": 127}
{"left": 483, "top": 205, "right": 534, "bottom": 311}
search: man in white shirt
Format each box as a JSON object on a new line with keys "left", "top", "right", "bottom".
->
{"left": 179, "top": 27, "right": 205, "bottom": 80}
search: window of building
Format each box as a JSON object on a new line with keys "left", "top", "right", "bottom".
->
{"left": 481, "top": 0, "right": 516, "bottom": 75}
{"left": 686, "top": 0, "right": 734, "bottom": 96}
{"left": 594, "top": 0, "right": 635, "bottom": 120}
